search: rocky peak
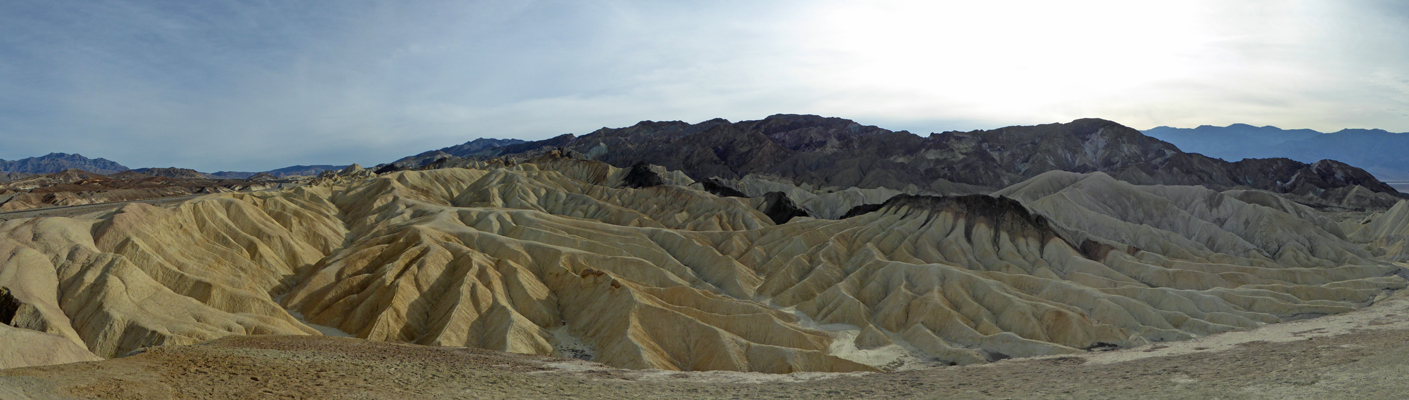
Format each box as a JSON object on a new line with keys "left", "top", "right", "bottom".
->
{"left": 1308, "top": 159, "right": 1397, "bottom": 193}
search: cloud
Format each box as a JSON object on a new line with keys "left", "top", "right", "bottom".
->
{"left": 0, "top": 0, "right": 1405, "bottom": 171}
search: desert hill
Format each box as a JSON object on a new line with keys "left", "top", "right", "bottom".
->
{"left": 0, "top": 168, "right": 293, "bottom": 212}
{"left": 399, "top": 115, "right": 1403, "bottom": 211}
{"left": 2, "top": 152, "right": 1403, "bottom": 374}
{"left": 1344, "top": 200, "right": 1409, "bottom": 261}
{"left": 0, "top": 173, "right": 33, "bottom": 184}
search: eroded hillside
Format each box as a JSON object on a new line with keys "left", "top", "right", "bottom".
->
{"left": 2, "top": 154, "right": 1404, "bottom": 373}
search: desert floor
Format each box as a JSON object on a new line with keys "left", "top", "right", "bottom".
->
{"left": 2, "top": 286, "right": 1408, "bottom": 399}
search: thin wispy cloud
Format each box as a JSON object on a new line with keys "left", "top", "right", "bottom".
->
{"left": 1, "top": 0, "right": 1405, "bottom": 171}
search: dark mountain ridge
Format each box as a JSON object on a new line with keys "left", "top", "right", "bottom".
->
{"left": 207, "top": 165, "right": 350, "bottom": 179}
{"left": 416, "top": 115, "right": 1401, "bottom": 209}
{"left": 133, "top": 167, "right": 207, "bottom": 180}
{"left": 390, "top": 138, "right": 528, "bottom": 168}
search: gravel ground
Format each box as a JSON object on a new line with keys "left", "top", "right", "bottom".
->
{"left": 4, "top": 290, "right": 1409, "bottom": 399}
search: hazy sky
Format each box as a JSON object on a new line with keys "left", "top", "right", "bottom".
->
{"left": 2, "top": 0, "right": 1406, "bottom": 171}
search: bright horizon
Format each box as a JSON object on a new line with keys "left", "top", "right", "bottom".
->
{"left": 2, "top": 1, "right": 1406, "bottom": 171}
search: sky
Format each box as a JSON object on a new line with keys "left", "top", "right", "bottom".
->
{"left": 1, "top": 0, "right": 1406, "bottom": 172}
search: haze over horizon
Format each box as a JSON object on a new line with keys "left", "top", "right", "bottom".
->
{"left": 2, "top": 0, "right": 1406, "bottom": 172}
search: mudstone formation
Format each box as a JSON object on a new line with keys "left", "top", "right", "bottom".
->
{"left": 2, "top": 116, "right": 1407, "bottom": 373}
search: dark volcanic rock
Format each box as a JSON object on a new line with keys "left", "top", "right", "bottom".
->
{"left": 0, "top": 153, "right": 128, "bottom": 174}
{"left": 248, "top": 172, "right": 279, "bottom": 181}
{"left": 621, "top": 162, "right": 665, "bottom": 188}
{"left": 873, "top": 194, "right": 1072, "bottom": 245}
{"left": 840, "top": 203, "right": 885, "bottom": 219}
{"left": 373, "top": 164, "right": 404, "bottom": 174}
{"left": 760, "top": 192, "right": 809, "bottom": 224}
{"left": 1078, "top": 239, "right": 1131, "bottom": 262}
{"left": 134, "top": 167, "right": 207, "bottom": 179}
{"left": 207, "top": 165, "right": 350, "bottom": 180}
{"left": 438, "top": 138, "right": 528, "bottom": 157}
{"left": 391, "top": 138, "right": 528, "bottom": 168}
{"left": 1, "top": 286, "right": 20, "bottom": 325}
{"left": 263, "top": 165, "right": 349, "bottom": 178}
{"left": 566, "top": 116, "right": 1400, "bottom": 200}
{"left": 880, "top": 194, "right": 1048, "bottom": 230}
{"left": 1304, "top": 159, "right": 1397, "bottom": 194}
{"left": 498, "top": 135, "right": 576, "bottom": 156}
{"left": 700, "top": 178, "right": 747, "bottom": 198}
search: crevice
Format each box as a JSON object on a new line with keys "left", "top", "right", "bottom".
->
{"left": 1, "top": 286, "right": 22, "bottom": 326}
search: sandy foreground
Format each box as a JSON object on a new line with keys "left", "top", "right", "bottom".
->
{"left": 0, "top": 288, "right": 1405, "bottom": 400}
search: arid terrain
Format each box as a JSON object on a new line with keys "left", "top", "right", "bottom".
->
{"left": 3, "top": 285, "right": 1408, "bottom": 399}
{"left": 2, "top": 116, "right": 1408, "bottom": 399}
{"left": 0, "top": 168, "right": 298, "bottom": 212}
{"left": 7, "top": 0, "right": 1407, "bottom": 394}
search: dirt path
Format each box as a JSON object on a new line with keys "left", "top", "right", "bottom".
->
{"left": 3, "top": 290, "right": 1408, "bottom": 399}
{"left": 0, "top": 195, "right": 202, "bottom": 222}
{"left": 0, "top": 190, "right": 288, "bottom": 222}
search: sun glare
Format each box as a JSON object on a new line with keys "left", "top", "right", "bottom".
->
{"left": 789, "top": 0, "right": 1220, "bottom": 122}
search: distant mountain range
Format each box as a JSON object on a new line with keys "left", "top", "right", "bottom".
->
{"left": 8, "top": 119, "right": 1406, "bottom": 209}
{"left": 1144, "top": 124, "right": 1409, "bottom": 182}
{"left": 389, "top": 115, "right": 1403, "bottom": 210}
{"left": 0, "top": 153, "right": 346, "bottom": 179}
{"left": 390, "top": 138, "right": 527, "bottom": 168}
{"left": 206, "top": 165, "right": 351, "bottom": 179}
{"left": 0, "top": 153, "right": 128, "bottom": 174}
